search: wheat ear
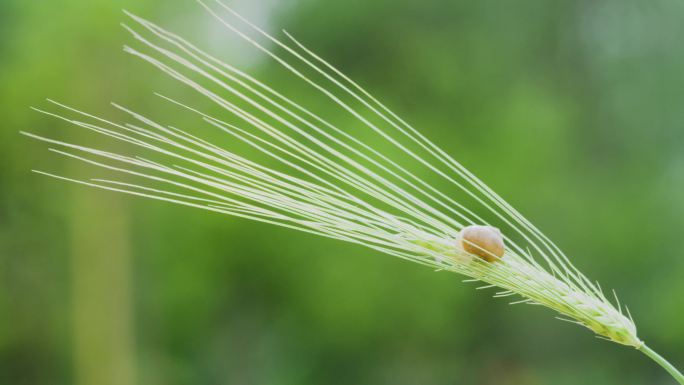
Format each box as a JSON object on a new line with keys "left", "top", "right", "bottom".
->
{"left": 24, "top": 1, "right": 683, "bottom": 382}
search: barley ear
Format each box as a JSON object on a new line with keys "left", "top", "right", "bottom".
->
{"left": 24, "top": 2, "right": 684, "bottom": 383}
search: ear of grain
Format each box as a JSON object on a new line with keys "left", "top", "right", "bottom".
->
{"left": 23, "top": 0, "right": 641, "bottom": 348}
{"left": 23, "top": 2, "right": 684, "bottom": 383}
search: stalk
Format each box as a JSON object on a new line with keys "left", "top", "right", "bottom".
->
{"left": 639, "top": 344, "right": 684, "bottom": 384}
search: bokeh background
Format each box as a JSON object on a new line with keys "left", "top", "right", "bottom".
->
{"left": 2, "top": 0, "right": 684, "bottom": 384}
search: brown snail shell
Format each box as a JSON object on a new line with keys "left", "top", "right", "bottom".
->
{"left": 460, "top": 225, "right": 505, "bottom": 263}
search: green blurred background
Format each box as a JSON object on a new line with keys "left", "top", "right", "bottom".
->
{"left": 2, "top": 0, "right": 684, "bottom": 384}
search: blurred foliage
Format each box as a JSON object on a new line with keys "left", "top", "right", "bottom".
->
{"left": 2, "top": 0, "right": 684, "bottom": 384}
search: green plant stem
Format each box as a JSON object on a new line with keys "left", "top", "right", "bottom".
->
{"left": 639, "top": 344, "right": 684, "bottom": 384}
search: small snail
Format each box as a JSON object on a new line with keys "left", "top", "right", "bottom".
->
{"left": 460, "top": 225, "right": 505, "bottom": 263}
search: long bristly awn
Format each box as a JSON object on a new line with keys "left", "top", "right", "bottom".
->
{"left": 23, "top": 1, "right": 684, "bottom": 382}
